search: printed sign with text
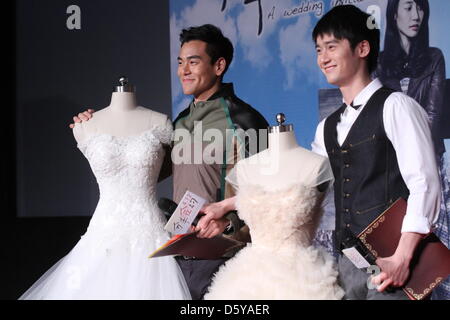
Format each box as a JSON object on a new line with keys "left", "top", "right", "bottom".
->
{"left": 164, "top": 191, "right": 206, "bottom": 235}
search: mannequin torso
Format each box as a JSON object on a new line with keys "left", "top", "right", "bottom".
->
{"left": 73, "top": 92, "right": 170, "bottom": 144}
{"left": 204, "top": 127, "right": 344, "bottom": 300}
{"left": 235, "top": 130, "right": 332, "bottom": 190}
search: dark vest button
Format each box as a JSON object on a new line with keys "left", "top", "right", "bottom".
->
{"left": 344, "top": 164, "right": 350, "bottom": 168}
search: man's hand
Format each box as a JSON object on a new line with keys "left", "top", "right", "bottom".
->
{"left": 194, "top": 197, "right": 237, "bottom": 236}
{"left": 371, "top": 254, "right": 411, "bottom": 292}
{"left": 370, "top": 232, "right": 422, "bottom": 292}
{"left": 69, "top": 109, "right": 95, "bottom": 128}
{"left": 198, "top": 201, "right": 230, "bottom": 225}
{"left": 195, "top": 217, "right": 230, "bottom": 239}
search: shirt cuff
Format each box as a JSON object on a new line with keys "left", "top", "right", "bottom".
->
{"left": 401, "top": 213, "right": 432, "bottom": 235}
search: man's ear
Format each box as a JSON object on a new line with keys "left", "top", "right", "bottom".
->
{"left": 357, "top": 40, "right": 371, "bottom": 59}
{"left": 215, "top": 57, "right": 227, "bottom": 77}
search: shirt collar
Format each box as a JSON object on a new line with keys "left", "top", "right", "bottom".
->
{"left": 207, "top": 82, "right": 235, "bottom": 101}
{"left": 343, "top": 78, "right": 383, "bottom": 110}
{"left": 190, "top": 82, "right": 235, "bottom": 110}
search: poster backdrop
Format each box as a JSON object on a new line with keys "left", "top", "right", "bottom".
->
{"left": 169, "top": 0, "right": 450, "bottom": 250}
{"left": 170, "top": 0, "right": 449, "bottom": 144}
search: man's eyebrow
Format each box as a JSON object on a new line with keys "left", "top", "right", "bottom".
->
{"left": 315, "top": 39, "right": 340, "bottom": 48}
{"left": 186, "top": 55, "right": 202, "bottom": 60}
{"left": 178, "top": 55, "right": 203, "bottom": 61}
{"left": 324, "top": 39, "right": 340, "bottom": 45}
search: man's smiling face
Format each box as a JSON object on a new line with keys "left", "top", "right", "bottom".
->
{"left": 315, "top": 33, "right": 362, "bottom": 87}
{"left": 177, "top": 40, "right": 223, "bottom": 101}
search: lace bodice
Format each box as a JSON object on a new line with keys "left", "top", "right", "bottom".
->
{"left": 77, "top": 126, "right": 172, "bottom": 232}
{"left": 237, "top": 184, "right": 324, "bottom": 252}
{"left": 18, "top": 122, "right": 193, "bottom": 301}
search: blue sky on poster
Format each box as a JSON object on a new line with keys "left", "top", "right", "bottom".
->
{"left": 169, "top": 0, "right": 450, "bottom": 148}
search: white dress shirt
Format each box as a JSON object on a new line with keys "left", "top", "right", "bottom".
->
{"left": 311, "top": 78, "right": 440, "bottom": 234}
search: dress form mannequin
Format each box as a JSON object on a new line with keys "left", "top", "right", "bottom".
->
{"left": 73, "top": 77, "right": 170, "bottom": 144}
{"left": 233, "top": 114, "right": 331, "bottom": 191}
{"left": 20, "top": 77, "right": 191, "bottom": 300}
{"left": 204, "top": 114, "right": 343, "bottom": 300}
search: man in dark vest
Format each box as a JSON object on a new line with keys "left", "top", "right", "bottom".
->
{"left": 311, "top": 5, "right": 441, "bottom": 299}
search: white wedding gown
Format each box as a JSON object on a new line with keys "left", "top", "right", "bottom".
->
{"left": 20, "top": 125, "right": 191, "bottom": 300}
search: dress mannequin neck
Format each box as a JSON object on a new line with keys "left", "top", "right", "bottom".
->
{"left": 109, "top": 92, "right": 138, "bottom": 112}
{"left": 238, "top": 128, "right": 329, "bottom": 190}
{"left": 268, "top": 130, "right": 299, "bottom": 153}
{"left": 237, "top": 114, "right": 330, "bottom": 190}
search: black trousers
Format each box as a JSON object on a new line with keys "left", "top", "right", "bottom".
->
{"left": 176, "top": 257, "right": 228, "bottom": 300}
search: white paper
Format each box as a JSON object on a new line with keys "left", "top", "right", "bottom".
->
{"left": 164, "top": 191, "right": 206, "bottom": 235}
{"left": 342, "top": 247, "right": 371, "bottom": 269}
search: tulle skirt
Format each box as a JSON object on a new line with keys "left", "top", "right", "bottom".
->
{"left": 204, "top": 243, "right": 344, "bottom": 300}
{"left": 19, "top": 223, "right": 191, "bottom": 300}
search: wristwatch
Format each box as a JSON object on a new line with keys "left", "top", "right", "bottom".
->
{"left": 223, "top": 210, "right": 243, "bottom": 235}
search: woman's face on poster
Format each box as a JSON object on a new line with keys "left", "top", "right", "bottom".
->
{"left": 395, "top": 0, "right": 425, "bottom": 38}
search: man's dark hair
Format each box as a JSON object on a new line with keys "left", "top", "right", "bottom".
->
{"left": 312, "top": 5, "right": 380, "bottom": 74}
{"left": 180, "top": 24, "right": 234, "bottom": 76}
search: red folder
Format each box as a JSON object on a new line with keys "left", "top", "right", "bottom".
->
{"left": 149, "top": 232, "right": 245, "bottom": 260}
{"left": 358, "top": 198, "right": 450, "bottom": 300}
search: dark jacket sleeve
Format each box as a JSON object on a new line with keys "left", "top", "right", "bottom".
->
{"left": 227, "top": 96, "right": 269, "bottom": 157}
{"left": 426, "top": 48, "right": 446, "bottom": 154}
{"left": 222, "top": 96, "right": 269, "bottom": 242}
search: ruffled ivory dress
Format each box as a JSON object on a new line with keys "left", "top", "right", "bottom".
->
{"left": 205, "top": 156, "right": 344, "bottom": 300}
